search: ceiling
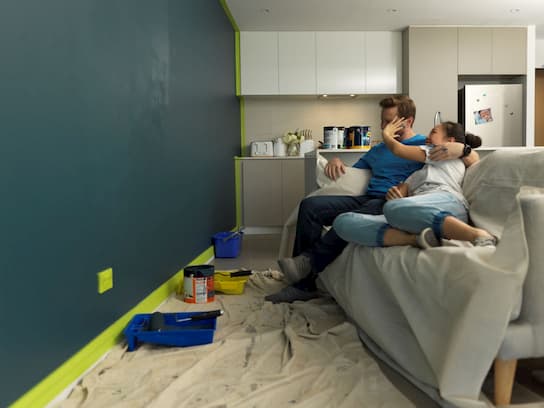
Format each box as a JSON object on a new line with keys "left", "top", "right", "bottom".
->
{"left": 226, "top": 0, "right": 544, "bottom": 38}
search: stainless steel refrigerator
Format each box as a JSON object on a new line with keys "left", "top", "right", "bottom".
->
{"left": 459, "top": 84, "right": 524, "bottom": 147}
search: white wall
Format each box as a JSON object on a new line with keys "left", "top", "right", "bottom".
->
{"left": 537, "top": 38, "right": 544, "bottom": 69}
{"left": 243, "top": 96, "right": 383, "bottom": 154}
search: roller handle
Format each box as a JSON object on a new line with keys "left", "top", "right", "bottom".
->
{"left": 185, "top": 309, "right": 223, "bottom": 321}
{"left": 229, "top": 270, "right": 252, "bottom": 277}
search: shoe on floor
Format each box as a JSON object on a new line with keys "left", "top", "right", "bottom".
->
{"left": 416, "top": 227, "right": 441, "bottom": 249}
{"left": 264, "top": 285, "right": 319, "bottom": 304}
{"left": 472, "top": 235, "right": 498, "bottom": 247}
{"left": 277, "top": 254, "right": 313, "bottom": 284}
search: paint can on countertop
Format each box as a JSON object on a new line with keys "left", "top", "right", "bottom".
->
{"left": 183, "top": 265, "right": 215, "bottom": 303}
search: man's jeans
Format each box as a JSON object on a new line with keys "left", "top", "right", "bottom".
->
{"left": 293, "top": 194, "right": 386, "bottom": 274}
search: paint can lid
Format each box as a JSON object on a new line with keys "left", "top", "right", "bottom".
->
{"left": 184, "top": 264, "right": 214, "bottom": 277}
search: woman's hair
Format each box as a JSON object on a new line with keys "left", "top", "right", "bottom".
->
{"left": 441, "top": 121, "right": 482, "bottom": 148}
{"left": 379, "top": 95, "right": 416, "bottom": 121}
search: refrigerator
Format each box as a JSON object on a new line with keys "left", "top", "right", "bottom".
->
{"left": 459, "top": 84, "right": 524, "bottom": 147}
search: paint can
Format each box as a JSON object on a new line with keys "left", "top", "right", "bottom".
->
{"left": 323, "top": 126, "right": 338, "bottom": 149}
{"left": 183, "top": 265, "right": 215, "bottom": 303}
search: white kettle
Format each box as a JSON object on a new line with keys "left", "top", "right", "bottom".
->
{"left": 273, "top": 137, "right": 287, "bottom": 157}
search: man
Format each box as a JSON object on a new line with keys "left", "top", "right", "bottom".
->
{"left": 265, "top": 96, "right": 479, "bottom": 303}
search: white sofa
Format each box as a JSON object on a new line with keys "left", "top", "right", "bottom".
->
{"left": 280, "top": 150, "right": 544, "bottom": 407}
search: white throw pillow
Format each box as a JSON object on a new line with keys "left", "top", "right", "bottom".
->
{"left": 316, "top": 154, "right": 370, "bottom": 196}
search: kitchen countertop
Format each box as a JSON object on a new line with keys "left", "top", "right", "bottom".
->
{"left": 235, "top": 156, "right": 305, "bottom": 160}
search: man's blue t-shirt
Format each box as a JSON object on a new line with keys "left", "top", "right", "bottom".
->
{"left": 352, "top": 134, "right": 426, "bottom": 197}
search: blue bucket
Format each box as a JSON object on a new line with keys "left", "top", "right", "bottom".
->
{"left": 212, "top": 231, "right": 243, "bottom": 258}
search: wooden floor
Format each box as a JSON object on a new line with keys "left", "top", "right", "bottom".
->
{"left": 214, "top": 234, "right": 544, "bottom": 407}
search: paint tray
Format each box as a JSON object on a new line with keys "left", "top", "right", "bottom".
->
{"left": 214, "top": 270, "right": 251, "bottom": 295}
{"left": 124, "top": 311, "right": 218, "bottom": 351}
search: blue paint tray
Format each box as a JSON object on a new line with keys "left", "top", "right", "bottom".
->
{"left": 124, "top": 311, "right": 219, "bottom": 351}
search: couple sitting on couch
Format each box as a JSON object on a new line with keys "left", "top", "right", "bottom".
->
{"left": 265, "top": 95, "right": 497, "bottom": 304}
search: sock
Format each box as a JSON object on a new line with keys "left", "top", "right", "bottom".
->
{"left": 264, "top": 285, "right": 319, "bottom": 304}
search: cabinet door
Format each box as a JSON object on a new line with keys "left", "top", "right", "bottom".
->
{"left": 240, "top": 32, "right": 278, "bottom": 95}
{"left": 458, "top": 28, "right": 493, "bottom": 74}
{"left": 366, "top": 32, "right": 402, "bottom": 94}
{"left": 492, "top": 28, "right": 527, "bottom": 74}
{"left": 316, "top": 32, "right": 365, "bottom": 94}
{"left": 408, "top": 27, "right": 458, "bottom": 131}
{"left": 281, "top": 160, "right": 305, "bottom": 223}
{"left": 242, "top": 160, "right": 282, "bottom": 226}
{"left": 278, "top": 32, "right": 316, "bottom": 94}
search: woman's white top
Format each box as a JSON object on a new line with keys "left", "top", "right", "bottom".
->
{"left": 404, "top": 145, "right": 468, "bottom": 208}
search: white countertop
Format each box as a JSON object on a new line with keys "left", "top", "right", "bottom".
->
{"left": 235, "top": 156, "right": 305, "bottom": 160}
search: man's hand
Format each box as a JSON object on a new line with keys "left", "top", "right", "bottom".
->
{"left": 324, "top": 157, "right": 346, "bottom": 180}
{"left": 385, "top": 183, "right": 408, "bottom": 201}
{"left": 429, "top": 142, "right": 463, "bottom": 161}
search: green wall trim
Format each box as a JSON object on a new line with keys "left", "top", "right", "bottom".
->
{"left": 218, "top": 0, "right": 239, "bottom": 32}
{"left": 235, "top": 157, "right": 242, "bottom": 228}
{"left": 10, "top": 246, "right": 215, "bottom": 408}
{"left": 239, "top": 96, "right": 245, "bottom": 156}
{"left": 235, "top": 30, "right": 241, "bottom": 96}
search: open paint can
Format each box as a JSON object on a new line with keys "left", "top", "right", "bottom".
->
{"left": 183, "top": 265, "right": 215, "bottom": 303}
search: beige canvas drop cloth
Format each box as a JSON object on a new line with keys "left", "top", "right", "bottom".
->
{"left": 58, "top": 273, "right": 415, "bottom": 408}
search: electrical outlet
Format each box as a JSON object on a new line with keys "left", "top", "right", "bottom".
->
{"left": 97, "top": 268, "right": 113, "bottom": 294}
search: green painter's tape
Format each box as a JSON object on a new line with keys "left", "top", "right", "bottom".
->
{"left": 219, "top": 0, "right": 239, "bottom": 32}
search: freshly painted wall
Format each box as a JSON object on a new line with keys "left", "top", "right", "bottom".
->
{"left": 0, "top": 0, "right": 239, "bottom": 405}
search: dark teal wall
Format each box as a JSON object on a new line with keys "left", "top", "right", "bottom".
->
{"left": 0, "top": 1, "right": 239, "bottom": 405}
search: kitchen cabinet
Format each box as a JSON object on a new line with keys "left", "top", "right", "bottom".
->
{"left": 458, "top": 28, "right": 527, "bottom": 75}
{"left": 406, "top": 27, "right": 459, "bottom": 132}
{"left": 240, "top": 32, "right": 278, "bottom": 95}
{"left": 458, "top": 28, "right": 493, "bottom": 74}
{"left": 241, "top": 158, "right": 305, "bottom": 227}
{"left": 492, "top": 28, "right": 527, "bottom": 75}
{"left": 240, "top": 31, "right": 402, "bottom": 95}
{"left": 278, "top": 32, "right": 316, "bottom": 94}
{"left": 316, "top": 32, "right": 366, "bottom": 94}
{"left": 366, "top": 32, "right": 403, "bottom": 94}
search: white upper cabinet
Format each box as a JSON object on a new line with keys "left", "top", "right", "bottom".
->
{"left": 239, "top": 31, "right": 402, "bottom": 95}
{"left": 492, "top": 28, "right": 527, "bottom": 74}
{"left": 366, "top": 32, "right": 402, "bottom": 93}
{"left": 316, "top": 32, "right": 366, "bottom": 94}
{"left": 240, "top": 32, "right": 279, "bottom": 95}
{"left": 278, "top": 32, "right": 316, "bottom": 94}
{"left": 458, "top": 28, "right": 493, "bottom": 74}
{"left": 458, "top": 27, "right": 527, "bottom": 75}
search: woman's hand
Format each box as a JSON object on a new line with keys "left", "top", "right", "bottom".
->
{"left": 382, "top": 116, "right": 405, "bottom": 142}
{"left": 385, "top": 183, "right": 408, "bottom": 201}
{"left": 324, "top": 157, "right": 346, "bottom": 180}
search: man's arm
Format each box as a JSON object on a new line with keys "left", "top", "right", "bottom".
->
{"left": 429, "top": 143, "right": 480, "bottom": 167}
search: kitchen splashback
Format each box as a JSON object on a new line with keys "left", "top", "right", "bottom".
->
{"left": 243, "top": 96, "right": 382, "bottom": 155}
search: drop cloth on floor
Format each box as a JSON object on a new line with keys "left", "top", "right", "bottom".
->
{"left": 57, "top": 272, "right": 415, "bottom": 408}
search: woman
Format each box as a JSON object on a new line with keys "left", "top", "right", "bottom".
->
{"left": 333, "top": 118, "right": 496, "bottom": 248}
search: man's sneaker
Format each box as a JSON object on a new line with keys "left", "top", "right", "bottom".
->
{"left": 277, "top": 254, "right": 313, "bottom": 284}
{"left": 416, "top": 228, "right": 441, "bottom": 249}
{"left": 472, "top": 235, "right": 498, "bottom": 247}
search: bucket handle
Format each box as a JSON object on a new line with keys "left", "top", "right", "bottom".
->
{"left": 221, "top": 228, "right": 244, "bottom": 243}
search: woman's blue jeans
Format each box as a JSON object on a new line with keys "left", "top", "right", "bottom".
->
{"left": 333, "top": 192, "right": 468, "bottom": 247}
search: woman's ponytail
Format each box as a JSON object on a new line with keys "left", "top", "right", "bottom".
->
{"left": 465, "top": 133, "right": 482, "bottom": 148}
